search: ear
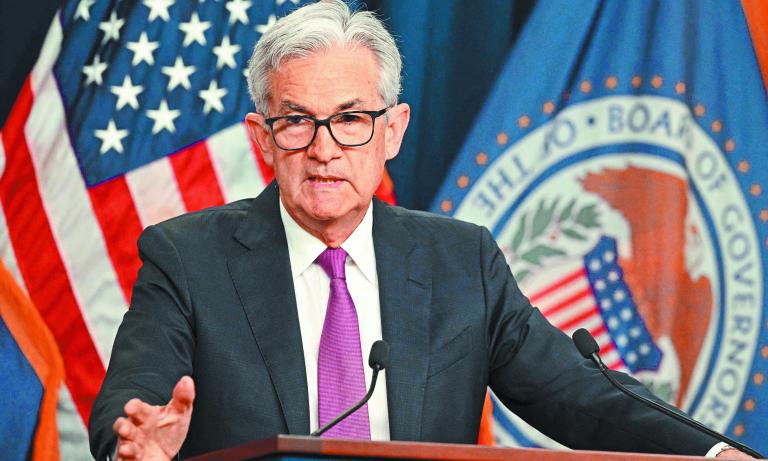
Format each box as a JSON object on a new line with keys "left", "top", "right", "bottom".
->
{"left": 383, "top": 103, "right": 410, "bottom": 161}
{"left": 245, "top": 112, "right": 275, "bottom": 166}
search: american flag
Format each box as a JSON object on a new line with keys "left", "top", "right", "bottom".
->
{"left": 521, "top": 236, "right": 662, "bottom": 373}
{"left": 0, "top": 0, "right": 316, "bottom": 456}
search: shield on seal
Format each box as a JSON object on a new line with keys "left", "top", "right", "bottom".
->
{"left": 522, "top": 235, "right": 662, "bottom": 374}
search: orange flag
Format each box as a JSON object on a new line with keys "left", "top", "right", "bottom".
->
{"left": 0, "top": 259, "right": 64, "bottom": 460}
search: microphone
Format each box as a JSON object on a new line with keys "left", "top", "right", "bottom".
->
{"left": 571, "top": 328, "right": 764, "bottom": 458}
{"left": 310, "top": 340, "right": 390, "bottom": 437}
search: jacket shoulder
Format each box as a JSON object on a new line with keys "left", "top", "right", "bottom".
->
{"left": 139, "top": 199, "right": 254, "bottom": 247}
{"left": 382, "top": 203, "right": 487, "bottom": 242}
{"left": 151, "top": 198, "right": 254, "bottom": 233}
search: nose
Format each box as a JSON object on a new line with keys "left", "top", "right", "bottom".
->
{"left": 307, "top": 124, "right": 342, "bottom": 162}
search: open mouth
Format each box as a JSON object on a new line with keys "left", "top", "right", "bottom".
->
{"left": 309, "top": 175, "right": 342, "bottom": 182}
{"left": 308, "top": 176, "right": 344, "bottom": 186}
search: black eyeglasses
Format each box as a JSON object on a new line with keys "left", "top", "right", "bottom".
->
{"left": 264, "top": 108, "right": 388, "bottom": 151}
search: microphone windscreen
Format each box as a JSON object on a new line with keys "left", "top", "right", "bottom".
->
{"left": 572, "top": 328, "right": 600, "bottom": 358}
{"left": 369, "top": 340, "right": 390, "bottom": 370}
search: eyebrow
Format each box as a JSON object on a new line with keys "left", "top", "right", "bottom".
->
{"left": 276, "top": 99, "right": 365, "bottom": 115}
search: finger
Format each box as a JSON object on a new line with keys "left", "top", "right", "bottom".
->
{"left": 715, "top": 449, "right": 753, "bottom": 460}
{"left": 124, "top": 398, "right": 155, "bottom": 426}
{"left": 112, "top": 417, "right": 136, "bottom": 441}
{"left": 168, "top": 376, "right": 196, "bottom": 413}
{"left": 117, "top": 439, "right": 141, "bottom": 460}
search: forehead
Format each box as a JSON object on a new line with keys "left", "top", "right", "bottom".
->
{"left": 268, "top": 45, "right": 381, "bottom": 113}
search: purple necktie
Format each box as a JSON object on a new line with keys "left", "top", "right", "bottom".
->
{"left": 316, "top": 247, "right": 371, "bottom": 439}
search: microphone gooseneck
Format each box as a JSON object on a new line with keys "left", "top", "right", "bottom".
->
{"left": 310, "top": 340, "right": 389, "bottom": 437}
{"left": 571, "top": 328, "right": 764, "bottom": 459}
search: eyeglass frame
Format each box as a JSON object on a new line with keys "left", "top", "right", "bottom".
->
{"left": 263, "top": 107, "right": 389, "bottom": 151}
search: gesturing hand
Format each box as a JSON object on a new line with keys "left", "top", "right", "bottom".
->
{"left": 112, "top": 376, "right": 196, "bottom": 461}
{"left": 715, "top": 448, "right": 754, "bottom": 460}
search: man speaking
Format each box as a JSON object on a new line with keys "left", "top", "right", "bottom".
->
{"left": 88, "top": 1, "right": 748, "bottom": 459}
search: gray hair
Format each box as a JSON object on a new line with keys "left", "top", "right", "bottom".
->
{"left": 246, "top": 0, "right": 402, "bottom": 115}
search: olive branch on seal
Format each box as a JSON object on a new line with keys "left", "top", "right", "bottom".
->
{"left": 508, "top": 198, "right": 601, "bottom": 281}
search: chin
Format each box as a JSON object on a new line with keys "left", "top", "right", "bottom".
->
{"left": 307, "top": 201, "right": 356, "bottom": 222}
{"left": 309, "top": 208, "right": 347, "bottom": 222}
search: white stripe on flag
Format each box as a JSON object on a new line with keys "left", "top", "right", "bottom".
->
{"left": 594, "top": 330, "right": 616, "bottom": 351}
{"left": 523, "top": 259, "right": 583, "bottom": 300}
{"left": 25, "top": 68, "right": 126, "bottom": 363}
{"left": 31, "top": 13, "right": 62, "bottom": 92}
{"left": 536, "top": 276, "right": 592, "bottom": 314}
{"left": 126, "top": 157, "right": 186, "bottom": 227}
{"left": 594, "top": 330, "right": 625, "bottom": 371}
{"left": 579, "top": 315, "right": 605, "bottom": 335}
{"left": 56, "top": 385, "right": 91, "bottom": 461}
{"left": 207, "top": 122, "right": 266, "bottom": 203}
{"left": 24, "top": 12, "right": 96, "bottom": 456}
{"left": 0, "top": 204, "right": 26, "bottom": 295}
{"left": 546, "top": 296, "right": 595, "bottom": 327}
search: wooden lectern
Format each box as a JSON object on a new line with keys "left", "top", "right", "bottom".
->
{"left": 188, "top": 435, "right": 711, "bottom": 461}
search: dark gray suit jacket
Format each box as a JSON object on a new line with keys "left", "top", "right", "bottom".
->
{"left": 89, "top": 182, "right": 718, "bottom": 459}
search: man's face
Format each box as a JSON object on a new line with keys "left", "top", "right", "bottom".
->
{"left": 246, "top": 45, "right": 409, "bottom": 241}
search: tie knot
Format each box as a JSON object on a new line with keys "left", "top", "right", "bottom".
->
{"left": 317, "top": 247, "right": 347, "bottom": 279}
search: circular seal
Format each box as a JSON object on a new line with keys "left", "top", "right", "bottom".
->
{"left": 449, "top": 95, "right": 764, "bottom": 447}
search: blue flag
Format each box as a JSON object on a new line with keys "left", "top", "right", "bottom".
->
{"left": 432, "top": 0, "right": 768, "bottom": 452}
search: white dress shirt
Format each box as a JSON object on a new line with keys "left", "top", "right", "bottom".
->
{"left": 279, "top": 199, "right": 390, "bottom": 440}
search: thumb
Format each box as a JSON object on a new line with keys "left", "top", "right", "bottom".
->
{"left": 169, "top": 376, "right": 195, "bottom": 414}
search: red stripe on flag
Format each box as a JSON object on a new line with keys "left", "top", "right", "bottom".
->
{"left": 607, "top": 358, "right": 624, "bottom": 370}
{"left": 540, "top": 286, "right": 592, "bottom": 317}
{"left": 600, "top": 342, "right": 618, "bottom": 355}
{"left": 528, "top": 267, "right": 586, "bottom": 303}
{"left": 169, "top": 142, "right": 225, "bottom": 212}
{"left": 589, "top": 324, "right": 608, "bottom": 338}
{"left": 88, "top": 176, "right": 143, "bottom": 301}
{"left": 0, "top": 79, "right": 105, "bottom": 424}
{"left": 558, "top": 306, "right": 600, "bottom": 332}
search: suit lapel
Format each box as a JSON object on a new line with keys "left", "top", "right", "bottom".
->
{"left": 373, "top": 200, "right": 432, "bottom": 441}
{"left": 228, "top": 182, "right": 310, "bottom": 435}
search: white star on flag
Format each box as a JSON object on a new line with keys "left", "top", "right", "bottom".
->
{"left": 94, "top": 119, "right": 129, "bottom": 154}
{"left": 82, "top": 55, "right": 108, "bottom": 86}
{"left": 74, "top": 0, "right": 95, "bottom": 21}
{"left": 143, "top": 0, "right": 174, "bottom": 22}
{"left": 213, "top": 36, "right": 241, "bottom": 69}
{"left": 98, "top": 11, "right": 125, "bottom": 44}
{"left": 276, "top": 0, "right": 299, "bottom": 5}
{"left": 255, "top": 14, "right": 277, "bottom": 34}
{"left": 179, "top": 11, "right": 211, "bottom": 47}
{"left": 110, "top": 76, "right": 144, "bottom": 110}
{"left": 225, "top": 0, "right": 252, "bottom": 25}
{"left": 162, "top": 56, "right": 196, "bottom": 90}
{"left": 199, "top": 80, "right": 228, "bottom": 114}
{"left": 126, "top": 32, "right": 160, "bottom": 66}
{"left": 146, "top": 99, "right": 181, "bottom": 134}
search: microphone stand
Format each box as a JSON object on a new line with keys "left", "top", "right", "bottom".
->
{"left": 573, "top": 328, "right": 764, "bottom": 459}
{"left": 310, "top": 365, "right": 382, "bottom": 437}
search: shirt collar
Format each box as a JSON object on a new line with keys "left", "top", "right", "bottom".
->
{"left": 279, "top": 198, "right": 377, "bottom": 285}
